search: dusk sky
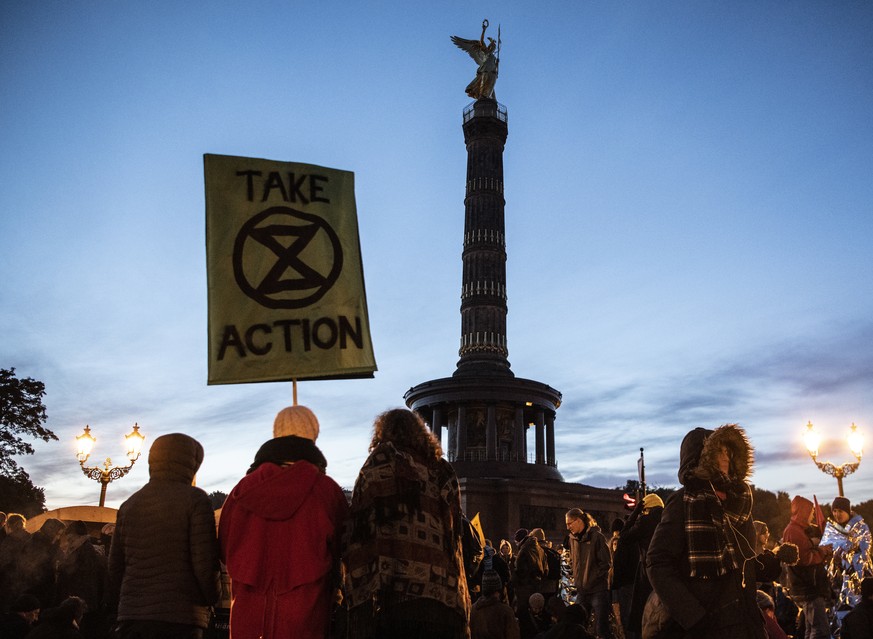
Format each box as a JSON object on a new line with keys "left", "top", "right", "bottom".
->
{"left": 2, "top": 2, "right": 872, "bottom": 514}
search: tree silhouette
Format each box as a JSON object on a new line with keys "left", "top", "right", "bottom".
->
{"left": 0, "top": 368, "right": 57, "bottom": 515}
{"left": 751, "top": 487, "right": 792, "bottom": 538}
{"left": 209, "top": 490, "right": 228, "bottom": 510}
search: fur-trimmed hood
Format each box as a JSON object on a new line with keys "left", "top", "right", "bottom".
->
{"left": 678, "top": 423, "right": 754, "bottom": 486}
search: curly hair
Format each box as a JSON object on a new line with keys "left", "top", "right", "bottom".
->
{"left": 369, "top": 408, "right": 443, "bottom": 462}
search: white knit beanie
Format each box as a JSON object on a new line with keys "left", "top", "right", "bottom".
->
{"left": 273, "top": 406, "right": 320, "bottom": 441}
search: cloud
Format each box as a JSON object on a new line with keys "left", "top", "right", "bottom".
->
{"left": 543, "top": 319, "right": 873, "bottom": 496}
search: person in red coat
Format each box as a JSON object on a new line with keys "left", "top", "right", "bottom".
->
{"left": 781, "top": 495, "right": 833, "bottom": 639}
{"left": 219, "top": 406, "right": 349, "bottom": 639}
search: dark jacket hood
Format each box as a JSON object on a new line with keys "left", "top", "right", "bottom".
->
{"left": 678, "top": 423, "right": 754, "bottom": 486}
{"left": 148, "top": 433, "right": 204, "bottom": 483}
{"left": 229, "top": 459, "right": 322, "bottom": 521}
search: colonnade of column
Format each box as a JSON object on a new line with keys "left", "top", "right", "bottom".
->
{"left": 433, "top": 403, "right": 557, "bottom": 467}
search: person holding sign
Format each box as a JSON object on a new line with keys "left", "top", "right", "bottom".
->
{"left": 219, "top": 406, "right": 349, "bottom": 639}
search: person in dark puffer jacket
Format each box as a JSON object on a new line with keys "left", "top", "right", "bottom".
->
{"left": 107, "top": 433, "right": 220, "bottom": 639}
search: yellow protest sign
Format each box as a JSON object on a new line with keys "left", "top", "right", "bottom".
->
{"left": 205, "top": 154, "right": 376, "bottom": 384}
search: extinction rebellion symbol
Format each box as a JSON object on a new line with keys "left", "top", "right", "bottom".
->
{"left": 233, "top": 206, "right": 343, "bottom": 309}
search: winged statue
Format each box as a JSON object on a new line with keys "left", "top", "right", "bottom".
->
{"left": 450, "top": 19, "right": 499, "bottom": 100}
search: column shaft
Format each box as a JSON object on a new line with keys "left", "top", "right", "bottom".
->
{"left": 546, "top": 413, "right": 556, "bottom": 466}
{"left": 433, "top": 407, "right": 443, "bottom": 448}
{"left": 457, "top": 406, "right": 468, "bottom": 462}
{"left": 515, "top": 407, "right": 525, "bottom": 462}
{"left": 486, "top": 405, "right": 497, "bottom": 460}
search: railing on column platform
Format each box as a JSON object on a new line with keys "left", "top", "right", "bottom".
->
{"left": 463, "top": 100, "right": 508, "bottom": 124}
{"left": 447, "top": 449, "right": 557, "bottom": 467}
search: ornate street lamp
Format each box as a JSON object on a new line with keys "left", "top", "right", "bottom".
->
{"left": 803, "top": 421, "right": 864, "bottom": 497}
{"left": 75, "top": 424, "right": 146, "bottom": 507}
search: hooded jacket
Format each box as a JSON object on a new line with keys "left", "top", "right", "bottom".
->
{"left": 515, "top": 535, "right": 548, "bottom": 586}
{"left": 108, "top": 433, "right": 220, "bottom": 628}
{"left": 781, "top": 496, "right": 830, "bottom": 602}
{"left": 218, "top": 458, "right": 349, "bottom": 639}
{"left": 644, "top": 425, "right": 765, "bottom": 639}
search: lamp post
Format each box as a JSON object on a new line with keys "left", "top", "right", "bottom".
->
{"left": 75, "top": 424, "right": 146, "bottom": 507}
{"left": 803, "top": 421, "right": 864, "bottom": 497}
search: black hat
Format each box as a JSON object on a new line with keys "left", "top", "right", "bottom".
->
{"left": 40, "top": 518, "right": 65, "bottom": 537}
{"left": 514, "top": 528, "right": 529, "bottom": 544}
{"left": 69, "top": 520, "right": 88, "bottom": 536}
{"left": 832, "top": 496, "right": 851, "bottom": 513}
{"left": 481, "top": 569, "right": 502, "bottom": 595}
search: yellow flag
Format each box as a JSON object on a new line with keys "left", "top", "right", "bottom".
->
{"left": 470, "top": 512, "right": 485, "bottom": 547}
{"left": 205, "top": 154, "right": 376, "bottom": 384}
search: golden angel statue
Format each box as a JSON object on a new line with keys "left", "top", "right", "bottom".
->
{"left": 450, "top": 19, "right": 499, "bottom": 100}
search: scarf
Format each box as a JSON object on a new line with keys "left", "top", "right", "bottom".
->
{"left": 247, "top": 435, "right": 327, "bottom": 474}
{"left": 684, "top": 475, "right": 753, "bottom": 578}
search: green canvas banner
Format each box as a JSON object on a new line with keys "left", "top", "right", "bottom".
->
{"left": 205, "top": 154, "right": 376, "bottom": 384}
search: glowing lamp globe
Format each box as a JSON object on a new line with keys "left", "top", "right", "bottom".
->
{"left": 125, "top": 423, "right": 146, "bottom": 460}
{"left": 76, "top": 426, "right": 96, "bottom": 461}
{"left": 803, "top": 421, "right": 820, "bottom": 458}
{"left": 847, "top": 423, "right": 864, "bottom": 459}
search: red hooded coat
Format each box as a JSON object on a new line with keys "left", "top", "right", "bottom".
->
{"left": 781, "top": 495, "right": 829, "bottom": 602}
{"left": 219, "top": 460, "right": 349, "bottom": 639}
{"left": 781, "top": 497, "right": 823, "bottom": 565}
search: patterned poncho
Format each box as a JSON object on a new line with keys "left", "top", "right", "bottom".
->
{"left": 344, "top": 442, "right": 470, "bottom": 637}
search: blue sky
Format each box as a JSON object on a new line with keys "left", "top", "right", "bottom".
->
{"left": 2, "top": 2, "right": 872, "bottom": 512}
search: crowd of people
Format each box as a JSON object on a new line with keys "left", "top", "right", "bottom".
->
{"left": 1, "top": 413, "right": 872, "bottom": 639}
{"left": 0, "top": 511, "right": 112, "bottom": 638}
